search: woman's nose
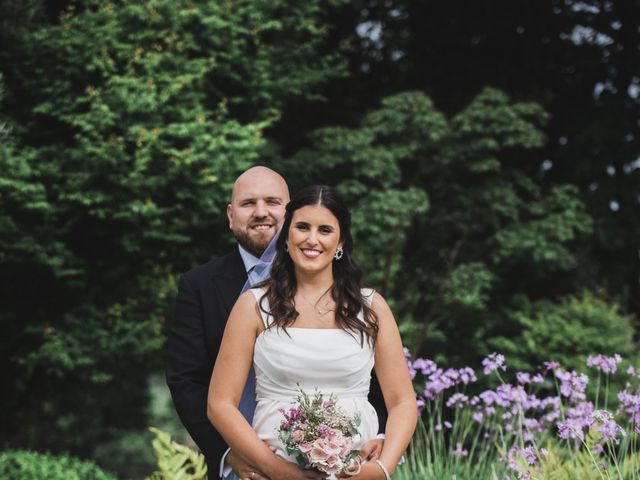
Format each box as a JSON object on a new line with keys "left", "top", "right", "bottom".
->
{"left": 306, "top": 230, "right": 318, "bottom": 244}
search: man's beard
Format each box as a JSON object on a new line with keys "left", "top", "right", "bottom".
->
{"left": 233, "top": 228, "right": 272, "bottom": 258}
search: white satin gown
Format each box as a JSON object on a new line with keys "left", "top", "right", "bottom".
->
{"left": 248, "top": 288, "right": 379, "bottom": 476}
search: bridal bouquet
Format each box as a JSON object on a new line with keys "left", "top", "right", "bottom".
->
{"left": 277, "top": 389, "right": 362, "bottom": 476}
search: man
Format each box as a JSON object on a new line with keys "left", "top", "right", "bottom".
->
{"left": 167, "top": 166, "right": 289, "bottom": 480}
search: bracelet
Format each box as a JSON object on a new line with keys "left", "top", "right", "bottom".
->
{"left": 374, "top": 459, "right": 390, "bottom": 480}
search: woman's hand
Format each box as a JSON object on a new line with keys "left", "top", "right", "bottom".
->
{"left": 336, "top": 438, "right": 384, "bottom": 479}
{"left": 228, "top": 441, "right": 276, "bottom": 480}
{"left": 264, "top": 456, "right": 327, "bottom": 480}
{"left": 337, "top": 462, "right": 385, "bottom": 480}
{"left": 359, "top": 438, "right": 383, "bottom": 462}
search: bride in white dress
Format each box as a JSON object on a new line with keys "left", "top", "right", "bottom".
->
{"left": 208, "top": 185, "right": 417, "bottom": 480}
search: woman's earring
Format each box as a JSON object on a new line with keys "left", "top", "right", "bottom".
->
{"left": 334, "top": 247, "right": 343, "bottom": 260}
{"left": 284, "top": 241, "right": 289, "bottom": 252}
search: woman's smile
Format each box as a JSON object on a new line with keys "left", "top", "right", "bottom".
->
{"left": 300, "top": 248, "right": 322, "bottom": 259}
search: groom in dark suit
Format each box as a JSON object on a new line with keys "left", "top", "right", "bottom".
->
{"left": 166, "top": 166, "right": 290, "bottom": 480}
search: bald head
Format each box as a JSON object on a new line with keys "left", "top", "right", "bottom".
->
{"left": 227, "top": 166, "right": 289, "bottom": 257}
{"left": 231, "top": 166, "right": 289, "bottom": 204}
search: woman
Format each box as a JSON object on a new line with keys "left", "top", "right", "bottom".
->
{"left": 208, "top": 186, "right": 417, "bottom": 480}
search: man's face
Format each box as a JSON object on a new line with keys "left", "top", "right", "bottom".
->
{"left": 227, "top": 170, "right": 288, "bottom": 257}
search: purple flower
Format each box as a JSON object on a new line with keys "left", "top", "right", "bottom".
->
{"left": 403, "top": 347, "right": 411, "bottom": 361}
{"left": 413, "top": 358, "right": 438, "bottom": 376}
{"left": 446, "top": 393, "right": 469, "bottom": 409}
{"left": 522, "top": 446, "right": 537, "bottom": 465}
{"left": 423, "top": 367, "right": 459, "bottom": 399}
{"left": 458, "top": 367, "right": 478, "bottom": 384}
{"left": 504, "top": 445, "right": 535, "bottom": 479}
{"left": 539, "top": 396, "right": 562, "bottom": 427}
{"left": 482, "top": 352, "right": 506, "bottom": 375}
{"left": 316, "top": 424, "right": 332, "bottom": 438}
{"left": 452, "top": 442, "right": 468, "bottom": 458}
{"left": 542, "top": 361, "right": 560, "bottom": 372}
{"left": 591, "top": 410, "right": 626, "bottom": 444}
{"left": 587, "top": 354, "right": 622, "bottom": 374}
{"left": 531, "top": 374, "right": 544, "bottom": 384}
{"left": 626, "top": 366, "right": 640, "bottom": 379}
{"left": 557, "top": 401, "right": 594, "bottom": 441}
{"left": 555, "top": 370, "right": 589, "bottom": 402}
{"left": 435, "top": 421, "right": 452, "bottom": 431}
{"left": 616, "top": 389, "right": 640, "bottom": 433}
{"left": 557, "top": 418, "right": 587, "bottom": 441}
{"left": 517, "top": 372, "right": 544, "bottom": 385}
{"left": 517, "top": 372, "right": 532, "bottom": 384}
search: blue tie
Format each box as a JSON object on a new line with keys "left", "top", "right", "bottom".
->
{"left": 238, "top": 367, "right": 256, "bottom": 423}
{"left": 238, "top": 266, "right": 258, "bottom": 423}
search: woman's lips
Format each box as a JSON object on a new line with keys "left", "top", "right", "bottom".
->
{"left": 300, "top": 248, "right": 321, "bottom": 259}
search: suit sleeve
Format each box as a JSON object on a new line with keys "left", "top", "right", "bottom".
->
{"left": 365, "top": 289, "right": 388, "bottom": 434}
{"left": 166, "top": 273, "right": 225, "bottom": 462}
{"left": 369, "top": 372, "right": 388, "bottom": 434}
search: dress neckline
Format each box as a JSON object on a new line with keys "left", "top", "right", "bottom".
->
{"left": 260, "top": 326, "right": 346, "bottom": 332}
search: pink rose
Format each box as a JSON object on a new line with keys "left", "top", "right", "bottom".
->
{"left": 318, "top": 458, "right": 342, "bottom": 475}
{"left": 308, "top": 438, "right": 341, "bottom": 463}
{"left": 308, "top": 442, "right": 330, "bottom": 464}
{"left": 337, "top": 437, "right": 353, "bottom": 457}
{"left": 299, "top": 441, "right": 313, "bottom": 453}
{"left": 292, "top": 430, "right": 304, "bottom": 443}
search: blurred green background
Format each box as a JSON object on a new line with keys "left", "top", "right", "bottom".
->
{"left": 1, "top": 0, "right": 638, "bottom": 478}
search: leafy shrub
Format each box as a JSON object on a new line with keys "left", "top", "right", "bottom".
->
{"left": 491, "top": 290, "right": 637, "bottom": 377}
{"left": 0, "top": 450, "right": 116, "bottom": 480}
{"left": 146, "top": 427, "right": 206, "bottom": 480}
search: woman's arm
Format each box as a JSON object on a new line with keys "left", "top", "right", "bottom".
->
{"left": 207, "top": 291, "right": 323, "bottom": 480}
{"left": 366, "top": 292, "right": 418, "bottom": 477}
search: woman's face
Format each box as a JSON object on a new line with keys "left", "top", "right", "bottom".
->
{"left": 287, "top": 205, "right": 342, "bottom": 274}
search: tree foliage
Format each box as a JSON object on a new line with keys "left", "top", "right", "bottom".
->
{"left": 0, "top": 0, "right": 348, "bottom": 458}
{"left": 329, "top": 0, "right": 640, "bottom": 316}
{"left": 292, "top": 87, "right": 601, "bottom": 367}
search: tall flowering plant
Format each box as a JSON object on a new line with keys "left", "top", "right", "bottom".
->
{"left": 277, "top": 389, "right": 362, "bottom": 476}
{"left": 397, "top": 349, "right": 640, "bottom": 480}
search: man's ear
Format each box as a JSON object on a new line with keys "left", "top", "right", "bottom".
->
{"left": 226, "top": 204, "right": 233, "bottom": 229}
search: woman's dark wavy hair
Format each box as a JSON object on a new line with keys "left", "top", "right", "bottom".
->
{"left": 260, "top": 185, "right": 378, "bottom": 347}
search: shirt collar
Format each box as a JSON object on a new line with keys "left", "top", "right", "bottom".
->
{"left": 237, "top": 245, "right": 261, "bottom": 273}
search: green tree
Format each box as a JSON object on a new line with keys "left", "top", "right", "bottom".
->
{"left": 316, "top": 0, "right": 640, "bottom": 320}
{"left": 291, "top": 88, "right": 595, "bottom": 367}
{"left": 0, "top": 0, "right": 348, "bottom": 464}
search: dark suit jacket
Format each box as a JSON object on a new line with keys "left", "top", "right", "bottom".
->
{"left": 166, "top": 249, "right": 247, "bottom": 476}
{"left": 166, "top": 248, "right": 388, "bottom": 479}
